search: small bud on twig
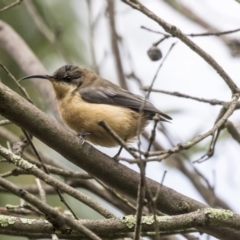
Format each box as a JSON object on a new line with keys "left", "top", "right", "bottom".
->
{"left": 147, "top": 45, "right": 162, "bottom": 61}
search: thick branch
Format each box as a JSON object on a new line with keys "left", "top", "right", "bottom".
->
{"left": 0, "top": 82, "right": 239, "bottom": 239}
{"left": 0, "top": 209, "right": 239, "bottom": 237}
{"left": 0, "top": 178, "right": 101, "bottom": 240}
{"left": 0, "top": 145, "right": 114, "bottom": 219}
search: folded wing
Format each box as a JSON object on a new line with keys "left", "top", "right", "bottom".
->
{"left": 79, "top": 82, "right": 171, "bottom": 121}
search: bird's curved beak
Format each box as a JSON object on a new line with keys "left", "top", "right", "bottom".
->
{"left": 18, "top": 75, "right": 54, "bottom": 82}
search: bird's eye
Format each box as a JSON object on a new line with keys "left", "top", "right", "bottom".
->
{"left": 63, "top": 76, "right": 72, "bottom": 82}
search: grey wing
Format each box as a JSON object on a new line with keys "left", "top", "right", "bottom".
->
{"left": 79, "top": 85, "right": 171, "bottom": 120}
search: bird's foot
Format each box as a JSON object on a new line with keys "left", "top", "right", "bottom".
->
{"left": 113, "top": 146, "right": 123, "bottom": 161}
{"left": 77, "top": 132, "right": 91, "bottom": 145}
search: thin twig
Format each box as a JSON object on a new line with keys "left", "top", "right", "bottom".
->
{"left": 0, "top": 144, "right": 115, "bottom": 219}
{"left": 11, "top": 138, "right": 29, "bottom": 157}
{"left": 134, "top": 161, "right": 145, "bottom": 240}
{"left": 192, "top": 130, "right": 219, "bottom": 164}
{"left": 107, "top": 0, "right": 128, "bottom": 89}
{"left": 133, "top": 41, "right": 176, "bottom": 240}
{"left": 225, "top": 121, "right": 240, "bottom": 144}
{"left": 142, "top": 88, "right": 226, "bottom": 106}
{"left": 3, "top": 162, "right": 92, "bottom": 180}
{"left": 146, "top": 43, "right": 176, "bottom": 98}
{"left": 147, "top": 170, "right": 167, "bottom": 240}
{"left": 163, "top": 0, "right": 240, "bottom": 57}
{"left": 193, "top": 168, "right": 217, "bottom": 210}
{"left": 0, "top": 0, "right": 23, "bottom": 13}
{"left": 87, "top": 0, "right": 99, "bottom": 74}
{"left": 147, "top": 116, "right": 159, "bottom": 152}
{"left": 159, "top": 94, "right": 238, "bottom": 157}
{"left": 2, "top": 204, "right": 43, "bottom": 217}
{"left": 141, "top": 26, "right": 169, "bottom": 36}
{"left": 0, "top": 119, "right": 12, "bottom": 126}
{"left": 98, "top": 120, "right": 138, "bottom": 159}
{"left": 129, "top": 93, "right": 239, "bottom": 161}
{"left": 94, "top": 178, "right": 137, "bottom": 212}
{"left": 21, "top": 130, "right": 79, "bottom": 220}
{"left": 0, "top": 62, "right": 32, "bottom": 102}
{"left": 122, "top": 0, "right": 239, "bottom": 93}
{"left": 35, "top": 178, "right": 46, "bottom": 203}
{"left": 23, "top": 0, "right": 72, "bottom": 63}
{"left": 126, "top": 72, "right": 144, "bottom": 89}
{"left": 0, "top": 20, "right": 61, "bottom": 120}
{"left": 187, "top": 28, "right": 240, "bottom": 37}
{"left": 0, "top": 177, "right": 102, "bottom": 240}
{"left": 193, "top": 106, "right": 228, "bottom": 163}
{"left": 142, "top": 131, "right": 232, "bottom": 210}
{"left": 141, "top": 25, "right": 240, "bottom": 38}
{"left": 193, "top": 167, "right": 214, "bottom": 191}
{"left": 144, "top": 44, "right": 176, "bottom": 154}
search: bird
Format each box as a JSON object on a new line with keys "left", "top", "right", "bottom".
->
{"left": 20, "top": 65, "right": 171, "bottom": 147}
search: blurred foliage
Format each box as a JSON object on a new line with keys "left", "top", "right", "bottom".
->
{"left": 0, "top": 2, "right": 90, "bottom": 239}
{"left": 0, "top": 0, "right": 87, "bottom": 138}
{"left": 0, "top": 0, "right": 87, "bottom": 107}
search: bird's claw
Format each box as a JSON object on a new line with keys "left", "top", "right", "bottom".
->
{"left": 112, "top": 146, "right": 123, "bottom": 161}
{"left": 77, "top": 132, "right": 91, "bottom": 146}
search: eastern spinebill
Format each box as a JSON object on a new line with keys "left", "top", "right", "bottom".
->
{"left": 20, "top": 65, "right": 171, "bottom": 147}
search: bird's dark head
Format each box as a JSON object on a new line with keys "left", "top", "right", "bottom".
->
{"left": 19, "top": 65, "right": 97, "bottom": 98}
{"left": 52, "top": 65, "right": 83, "bottom": 86}
{"left": 20, "top": 65, "right": 84, "bottom": 86}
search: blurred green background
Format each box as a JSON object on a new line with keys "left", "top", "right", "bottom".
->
{"left": 0, "top": 1, "right": 96, "bottom": 239}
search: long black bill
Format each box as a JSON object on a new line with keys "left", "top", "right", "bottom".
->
{"left": 18, "top": 75, "right": 52, "bottom": 82}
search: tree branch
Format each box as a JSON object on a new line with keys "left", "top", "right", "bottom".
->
{"left": 121, "top": 1, "right": 239, "bottom": 93}
{"left": 0, "top": 209, "right": 239, "bottom": 238}
{"left": 0, "top": 78, "right": 239, "bottom": 238}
